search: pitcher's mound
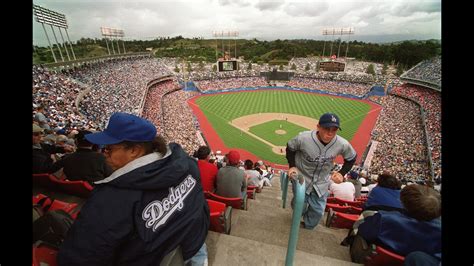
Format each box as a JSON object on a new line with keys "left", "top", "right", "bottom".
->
{"left": 275, "top": 129, "right": 286, "bottom": 135}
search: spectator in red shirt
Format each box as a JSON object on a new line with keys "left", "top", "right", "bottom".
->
{"left": 195, "top": 146, "right": 218, "bottom": 192}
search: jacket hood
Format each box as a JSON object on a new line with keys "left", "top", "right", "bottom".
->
{"left": 99, "top": 143, "right": 194, "bottom": 190}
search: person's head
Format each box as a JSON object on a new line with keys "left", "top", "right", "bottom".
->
{"left": 401, "top": 184, "right": 441, "bottom": 221}
{"left": 317, "top": 113, "right": 341, "bottom": 143}
{"left": 226, "top": 150, "right": 240, "bottom": 166}
{"left": 85, "top": 112, "right": 166, "bottom": 171}
{"left": 244, "top": 159, "right": 254, "bottom": 170}
{"left": 33, "top": 123, "right": 44, "bottom": 144}
{"left": 348, "top": 171, "right": 358, "bottom": 180}
{"left": 75, "top": 130, "right": 93, "bottom": 148}
{"left": 196, "top": 146, "right": 211, "bottom": 160}
{"left": 377, "top": 172, "right": 402, "bottom": 190}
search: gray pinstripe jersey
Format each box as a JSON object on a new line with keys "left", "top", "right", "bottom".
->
{"left": 287, "top": 130, "right": 356, "bottom": 197}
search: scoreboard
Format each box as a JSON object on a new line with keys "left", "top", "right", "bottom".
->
{"left": 218, "top": 60, "right": 238, "bottom": 72}
{"left": 318, "top": 61, "right": 346, "bottom": 72}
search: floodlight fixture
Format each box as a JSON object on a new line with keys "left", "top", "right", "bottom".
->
{"left": 101, "top": 27, "right": 126, "bottom": 55}
{"left": 33, "top": 4, "right": 76, "bottom": 62}
{"left": 321, "top": 27, "right": 355, "bottom": 58}
{"left": 33, "top": 4, "right": 68, "bottom": 29}
{"left": 212, "top": 30, "right": 239, "bottom": 61}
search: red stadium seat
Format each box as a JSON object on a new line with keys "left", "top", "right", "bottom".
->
{"left": 247, "top": 185, "right": 262, "bottom": 193}
{"left": 207, "top": 199, "right": 232, "bottom": 234}
{"left": 326, "top": 209, "right": 359, "bottom": 229}
{"left": 327, "top": 197, "right": 365, "bottom": 208}
{"left": 247, "top": 188, "right": 256, "bottom": 199}
{"left": 33, "top": 194, "right": 52, "bottom": 209}
{"left": 48, "top": 199, "right": 79, "bottom": 217}
{"left": 365, "top": 245, "right": 405, "bottom": 266}
{"left": 49, "top": 178, "right": 93, "bottom": 198}
{"left": 32, "top": 241, "right": 58, "bottom": 266}
{"left": 325, "top": 202, "right": 362, "bottom": 215}
{"left": 204, "top": 191, "right": 247, "bottom": 210}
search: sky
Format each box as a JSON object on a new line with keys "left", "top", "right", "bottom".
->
{"left": 33, "top": 0, "right": 441, "bottom": 47}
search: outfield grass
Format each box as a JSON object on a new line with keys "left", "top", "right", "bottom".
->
{"left": 195, "top": 90, "right": 371, "bottom": 164}
{"left": 249, "top": 120, "right": 309, "bottom": 146}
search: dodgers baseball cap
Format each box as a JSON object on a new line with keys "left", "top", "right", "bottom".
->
{"left": 318, "top": 112, "right": 341, "bottom": 130}
{"left": 85, "top": 112, "right": 157, "bottom": 145}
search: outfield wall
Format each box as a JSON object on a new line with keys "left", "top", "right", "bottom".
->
{"left": 201, "top": 86, "right": 366, "bottom": 100}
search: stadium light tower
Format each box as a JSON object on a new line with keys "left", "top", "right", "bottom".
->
{"left": 101, "top": 27, "right": 126, "bottom": 55}
{"left": 33, "top": 4, "right": 76, "bottom": 62}
{"left": 322, "top": 27, "right": 354, "bottom": 59}
{"left": 212, "top": 30, "right": 239, "bottom": 61}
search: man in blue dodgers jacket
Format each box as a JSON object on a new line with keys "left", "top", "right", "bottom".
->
{"left": 57, "top": 112, "right": 209, "bottom": 266}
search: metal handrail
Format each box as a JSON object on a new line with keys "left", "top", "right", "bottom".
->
{"left": 285, "top": 174, "right": 306, "bottom": 266}
{"left": 281, "top": 172, "right": 289, "bottom": 208}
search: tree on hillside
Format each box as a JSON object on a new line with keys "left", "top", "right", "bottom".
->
{"left": 396, "top": 64, "right": 405, "bottom": 76}
{"left": 305, "top": 63, "right": 311, "bottom": 71}
{"left": 247, "top": 62, "right": 252, "bottom": 70}
{"left": 212, "top": 64, "right": 217, "bottom": 72}
{"left": 367, "top": 64, "right": 376, "bottom": 75}
{"left": 291, "top": 63, "right": 297, "bottom": 70}
{"left": 174, "top": 65, "right": 180, "bottom": 73}
{"left": 382, "top": 62, "right": 388, "bottom": 75}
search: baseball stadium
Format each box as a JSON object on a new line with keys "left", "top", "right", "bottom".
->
{"left": 33, "top": 3, "right": 442, "bottom": 265}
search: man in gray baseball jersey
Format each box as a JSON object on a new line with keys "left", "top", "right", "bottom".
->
{"left": 286, "top": 112, "right": 357, "bottom": 229}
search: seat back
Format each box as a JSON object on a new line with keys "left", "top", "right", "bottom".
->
{"left": 247, "top": 185, "right": 261, "bottom": 193}
{"left": 204, "top": 191, "right": 247, "bottom": 210}
{"left": 49, "top": 178, "right": 93, "bottom": 198}
{"left": 247, "top": 188, "right": 256, "bottom": 199}
{"left": 207, "top": 199, "right": 227, "bottom": 233}
{"left": 328, "top": 210, "right": 359, "bottom": 229}
{"left": 334, "top": 197, "right": 365, "bottom": 208}
{"left": 33, "top": 194, "right": 52, "bottom": 209}
{"left": 365, "top": 245, "right": 405, "bottom": 266}
{"left": 48, "top": 199, "right": 79, "bottom": 216}
{"left": 33, "top": 241, "right": 58, "bottom": 266}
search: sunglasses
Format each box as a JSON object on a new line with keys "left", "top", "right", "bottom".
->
{"left": 102, "top": 145, "right": 125, "bottom": 153}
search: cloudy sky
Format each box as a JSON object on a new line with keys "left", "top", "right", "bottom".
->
{"left": 33, "top": 0, "right": 441, "bottom": 47}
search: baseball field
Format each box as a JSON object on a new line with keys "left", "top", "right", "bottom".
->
{"left": 189, "top": 89, "right": 380, "bottom": 166}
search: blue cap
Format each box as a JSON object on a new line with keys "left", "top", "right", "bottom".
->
{"left": 85, "top": 112, "right": 157, "bottom": 145}
{"left": 318, "top": 113, "right": 341, "bottom": 130}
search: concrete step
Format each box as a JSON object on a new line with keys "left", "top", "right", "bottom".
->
{"left": 206, "top": 231, "right": 361, "bottom": 266}
{"left": 229, "top": 210, "right": 352, "bottom": 261}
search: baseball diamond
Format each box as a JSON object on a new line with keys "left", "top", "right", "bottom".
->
{"left": 189, "top": 89, "right": 381, "bottom": 166}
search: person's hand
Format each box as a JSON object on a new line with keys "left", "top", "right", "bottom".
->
{"left": 288, "top": 167, "right": 298, "bottom": 180}
{"left": 63, "top": 145, "right": 74, "bottom": 153}
{"left": 331, "top": 171, "right": 344, "bottom": 184}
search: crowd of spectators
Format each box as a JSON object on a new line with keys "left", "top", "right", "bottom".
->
{"left": 33, "top": 65, "right": 95, "bottom": 130}
{"left": 67, "top": 57, "right": 173, "bottom": 129}
{"left": 141, "top": 80, "right": 180, "bottom": 133}
{"left": 402, "top": 56, "right": 441, "bottom": 87}
{"left": 369, "top": 95, "right": 431, "bottom": 181}
{"left": 161, "top": 90, "right": 202, "bottom": 154}
{"left": 391, "top": 84, "right": 441, "bottom": 179}
{"left": 34, "top": 55, "right": 439, "bottom": 186}
{"left": 196, "top": 77, "right": 268, "bottom": 91}
{"left": 287, "top": 77, "right": 372, "bottom": 97}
